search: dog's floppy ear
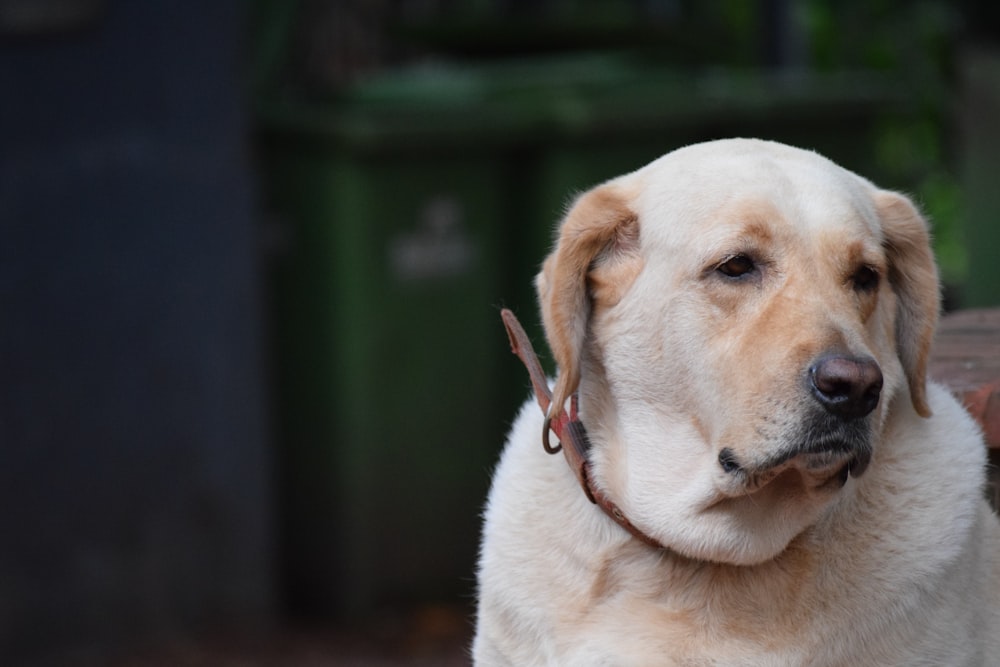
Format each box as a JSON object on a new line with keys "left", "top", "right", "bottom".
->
{"left": 537, "top": 184, "right": 641, "bottom": 416}
{"left": 875, "top": 190, "right": 940, "bottom": 418}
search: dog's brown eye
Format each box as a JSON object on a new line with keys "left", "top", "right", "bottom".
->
{"left": 851, "top": 266, "right": 879, "bottom": 292}
{"left": 717, "top": 255, "right": 756, "bottom": 279}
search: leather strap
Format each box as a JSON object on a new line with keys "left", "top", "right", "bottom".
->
{"left": 500, "top": 308, "right": 666, "bottom": 550}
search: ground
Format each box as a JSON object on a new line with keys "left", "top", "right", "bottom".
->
{"left": 17, "top": 604, "right": 472, "bottom": 667}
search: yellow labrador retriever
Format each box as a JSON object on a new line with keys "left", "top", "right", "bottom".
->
{"left": 474, "top": 139, "right": 1000, "bottom": 665}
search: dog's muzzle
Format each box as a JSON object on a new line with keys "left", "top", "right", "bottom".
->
{"left": 718, "top": 353, "right": 882, "bottom": 487}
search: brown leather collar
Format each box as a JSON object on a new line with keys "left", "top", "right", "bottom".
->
{"left": 501, "top": 308, "right": 666, "bottom": 550}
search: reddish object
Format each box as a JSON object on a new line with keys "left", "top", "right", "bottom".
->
{"left": 929, "top": 308, "right": 1000, "bottom": 448}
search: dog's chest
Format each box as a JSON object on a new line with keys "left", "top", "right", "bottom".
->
{"left": 557, "top": 592, "right": 809, "bottom": 666}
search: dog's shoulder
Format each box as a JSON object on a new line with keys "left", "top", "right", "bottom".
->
{"left": 475, "top": 396, "right": 633, "bottom": 664}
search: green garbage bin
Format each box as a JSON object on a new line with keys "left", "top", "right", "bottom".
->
{"left": 258, "top": 79, "right": 532, "bottom": 615}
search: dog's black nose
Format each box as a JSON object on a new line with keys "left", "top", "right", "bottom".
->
{"left": 809, "top": 355, "right": 883, "bottom": 420}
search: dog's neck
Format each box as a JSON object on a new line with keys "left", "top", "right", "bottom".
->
{"left": 501, "top": 308, "right": 671, "bottom": 552}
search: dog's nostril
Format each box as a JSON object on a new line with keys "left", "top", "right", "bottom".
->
{"left": 718, "top": 448, "right": 741, "bottom": 474}
{"left": 809, "top": 355, "right": 883, "bottom": 420}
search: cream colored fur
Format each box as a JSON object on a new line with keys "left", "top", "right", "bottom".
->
{"left": 474, "top": 139, "right": 1000, "bottom": 666}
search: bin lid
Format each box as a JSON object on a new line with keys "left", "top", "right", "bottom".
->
{"left": 257, "top": 55, "right": 912, "bottom": 152}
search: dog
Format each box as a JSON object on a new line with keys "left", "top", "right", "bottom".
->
{"left": 474, "top": 139, "right": 1000, "bottom": 665}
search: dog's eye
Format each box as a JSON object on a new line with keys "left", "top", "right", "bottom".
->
{"left": 717, "top": 254, "right": 756, "bottom": 279}
{"left": 851, "top": 266, "right": 879, "bottom": 292}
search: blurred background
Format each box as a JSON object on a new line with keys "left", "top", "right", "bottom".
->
{"left": 2, "top": 0, "right": 1000, "bottom": 664}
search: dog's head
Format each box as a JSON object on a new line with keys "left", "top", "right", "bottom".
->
{"left": 537, "top": 139, "right": 939, "bottom": 565}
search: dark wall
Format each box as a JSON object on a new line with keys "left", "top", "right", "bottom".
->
{"left": 0, "top": 2, "right": 273, "bottom": 659}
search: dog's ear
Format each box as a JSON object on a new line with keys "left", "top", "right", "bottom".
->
{"left": 537, "top": 184, "right": 641, "bottom": 415}
{"left": 875, "top": 190, "right": 940, "bottom": 418}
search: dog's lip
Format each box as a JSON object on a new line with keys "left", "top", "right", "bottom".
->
{"left": 761, "top": 436, "right": 872, "bottom": 477}
{"left": 721, "top": 446, "right": 868, "bottom": 496}
{"left": 799, "top": 440, "right": 872, "bottom": 480}
{"left": 794, "top": 447, "right": 870, "bottom": 479}
{"left": 847, "top": 446, "right": 871, "bottom": 478}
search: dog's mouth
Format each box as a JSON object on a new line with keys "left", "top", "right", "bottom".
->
{"left": 717, "top": 431, "right": 872, "bottom": 499}
{"left": 746, "top": 448, "right": 867, "bottom": 494}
